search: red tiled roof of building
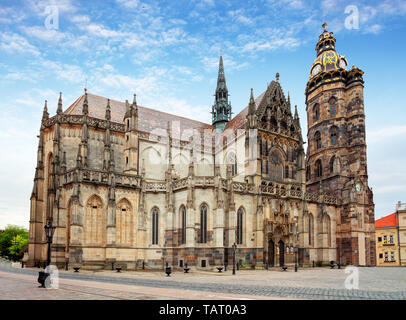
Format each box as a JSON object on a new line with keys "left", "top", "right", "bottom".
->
{"left": 63, "top": 90, "right": 267, "bottom": 136}
{"left": 375, "top": 213, "right": 397, "bottom": 228}
{"left": 64, "top": 93, "right": 214, "bottom": 134}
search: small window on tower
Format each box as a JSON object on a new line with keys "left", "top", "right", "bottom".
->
{"left": 313, "top": 104, "right": 320, "bottom": 121}
{"left": 126, "top": 157, "right": 129, "bottom": 164}
{"left": 315, "top": 131, "right": 321, "bottom": 149}
{"left": 329, "top": 98, "right": 337, "bottom": 117}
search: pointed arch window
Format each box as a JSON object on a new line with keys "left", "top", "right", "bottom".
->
{"left": 180, "top": 206, "right": 186, "bottom": 245}
{"left": 330, "top": 126, "right": 338, "bottom": 145}
{"left": 315, "top": 131, "right": 321, "bottom": 149}
{"left": 152, "top": 208, "right": 159, "bottom": 245}
{"left": 329, "top": 98, "right": 337, "bottom": 117}
{"left": 200, "top": 205, "right": 207, "bottom": 243}
{"left": 315, "top": 159, "right": 323, "bottom": 178}
{"left": 236, "top": 208, "right": 244, "bottom": 245}
{"left": 270, "top": 151, "right": 283, "bottom": 182}
{"left": 313, "top": 104, "right": 320, "bottom": 121}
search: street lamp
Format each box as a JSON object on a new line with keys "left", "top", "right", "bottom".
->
{"left": 38, "top": 220, "right": 56, "bottom": 288}
{"left": 44, "top": 220, "right": 56, "bottom": 267}
{"left": 232, "top": 242, "right": 237, "bottom": 275}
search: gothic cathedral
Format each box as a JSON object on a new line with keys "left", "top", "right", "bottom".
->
{"left": 27, "top": 24, "right": 375, "bottom": 269}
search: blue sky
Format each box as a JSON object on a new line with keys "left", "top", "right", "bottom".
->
{"left": 0, "top": 0, "right": 405, "bottom": 228}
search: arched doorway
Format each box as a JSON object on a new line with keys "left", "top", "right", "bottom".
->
{"left": 268, "top": 239, "right": 275, "bottom": 267}
{"left": 278, "top": 240, "right": 285, "bottom": 267}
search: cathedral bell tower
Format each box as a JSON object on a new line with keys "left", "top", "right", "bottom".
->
{"left": 305, "top": 23, "right": 375, "bottom": 266}
{"left": 211, "top": 55, "right": 232, "bottom": 131}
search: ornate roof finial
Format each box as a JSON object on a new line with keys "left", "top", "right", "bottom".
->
{"left": 132, "top": 93, "right": 137, "bottom": 107}
{"left": 322, "top": 22, "right": 328, "bottom": 31}
{"left": 105, "top": 98, "right": 111, "bottom": 121}
{"left": 82, "top": 89, "right": 88, "bottom": 116}
{"left": 42, "top": 100, "right": 49, "bottom": 120}
{"left": 57, "top": 92, "right": 63, "bottom": 114}
{"left": 276, "top": 72, "right": 280, "bottom": 82}
{"left": 248, "top": 88, "right": 256, "bottom": 115}
{"left": 294, "top": 105, "right": 299, "bottom": 119}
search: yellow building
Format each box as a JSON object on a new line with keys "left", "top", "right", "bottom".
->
{"left": 396, "top": 202, "right": 406, "bottom": 266}
{"left": 375, "top": 213, "right": 398, "bottom": 266}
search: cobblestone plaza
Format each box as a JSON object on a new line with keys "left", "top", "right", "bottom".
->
{"left": 1, "top": 260, "right": 405, "bottom": 300}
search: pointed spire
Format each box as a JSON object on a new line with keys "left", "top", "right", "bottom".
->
{"left": 82, "top": 89, "right": 88, "bottom": 116}
{"left": 167, "top": 121, "right": 172, "bottom": 165}
{"left": 132, "top": 93, "right": 137, "bottom": 107}
{"left": 217, "top": 55, "right": 226, "bottom": 90}
{"left": 105, "top": 99, "right": 111, "bottom": 121}
{"left": 288, "top": 92, "right": 291, "bottom": 105}
{"left": 212, "top": 54, "right": 231, "bottom": 130}
{"left": 124, "top": 99, "right": 131, "bottom": 119}
{"left": 294, "top": 105, "right": 299, "bottom": 120}
{"left": 42, "top": 100, "right": 49, "bottom": 120}
{"left": 276, "top": 73, "right": 280, "bottom": 82}
{"left": 248, "top": 88, "right": 256, "bottom": 115}
{"left": 57, "top": 92, "right": 63, "bottom": 114}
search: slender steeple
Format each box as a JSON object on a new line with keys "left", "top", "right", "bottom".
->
{"left": 105, "top": 99, "right": 111, "bottom": 121}
{"left": 211, "top": 54, "right": 232, "bottom": 131}
{"left": 42, "top": 100, "right": 49, "bottom": 121}
{"left": 57, "top": 92, "right": 63, "bottom": 114}
{"left": 83, "top": 89, "right": 88, "bottom": 116}
{"left": 246, "top": 88, "right": 258, "bottom": 130}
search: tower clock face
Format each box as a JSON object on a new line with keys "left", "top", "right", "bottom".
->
{"left": 311, "top": 64, "right": 322, "bottom": 76}
{"left": 323, "top": 52, "right": 338, "bottom": 71}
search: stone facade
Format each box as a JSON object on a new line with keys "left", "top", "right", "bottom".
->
{"left": 27, "top": 25, "right": 376, "bottom": 270}
{"left": 305, "top": 24, "right": 375, "bottom": 266}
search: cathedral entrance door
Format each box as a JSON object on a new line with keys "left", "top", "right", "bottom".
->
{"left": 268, "top": 239, "right": 275, "bottom": 267}
{"left": 279, "top": 240, "right": 285, "bottom": 267}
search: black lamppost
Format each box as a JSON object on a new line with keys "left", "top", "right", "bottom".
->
{"left": 44, "top": 220, "right": 56, "bottom": 267}
{"left": 38, "top": 221, "right": 56, "bottom": 288}
{"left": 232, "top": 242, "right": 237, "bottom": 275}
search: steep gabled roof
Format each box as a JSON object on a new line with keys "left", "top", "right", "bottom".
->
{"left": 64, "top": 93, "right": 214, "bottom": 134}
{"left": 255, "top": 80, "right": 289, "bottom": 118}
{"left": 375, "top": 213, "right": 397, "bottom": 228}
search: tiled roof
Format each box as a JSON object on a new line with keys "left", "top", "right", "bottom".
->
{"left": 375, "top": 213, "right": 397, "bottom": 228}
{"left": 64, "top": 93, "right": 214, "bottom": 133}
{"left": 63, "top": 90, "right": 267, "bottom": 135}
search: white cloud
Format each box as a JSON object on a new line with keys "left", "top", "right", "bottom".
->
{"left": 0, "top": 33, "right": 40, "bottom": 56}
{"left": 21, "top": 26, "right": 66, "bottom": 42}
{"left": 367, "top": 125, "right": 406, "bottom": 143}
{"left": 365, "top": 24, "right": 382, "bottom": 34}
